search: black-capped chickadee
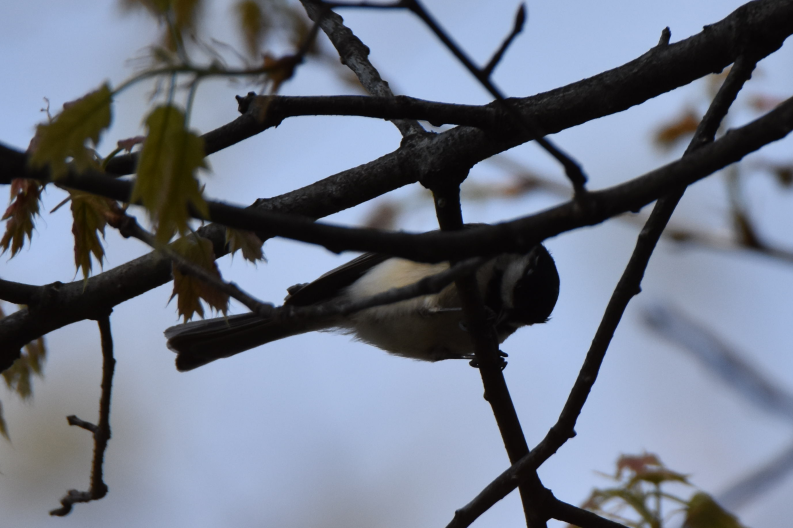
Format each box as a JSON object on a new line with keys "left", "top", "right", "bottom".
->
{"left": 165, "top": 244, "right": 559, "bottom": 372}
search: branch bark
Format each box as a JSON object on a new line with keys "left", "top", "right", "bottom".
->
{"left": 0, "top": 0, "right": 791, "bottom": 370}
{"left": 50, "top": 315, "right": 115, "bottom": 516}
{"left": 1, "top": 91, "right": 792, "bottom": 368}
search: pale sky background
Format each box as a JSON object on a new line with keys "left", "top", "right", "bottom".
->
{"left": 1, "top": 1, "right": 793, "bottom": 527}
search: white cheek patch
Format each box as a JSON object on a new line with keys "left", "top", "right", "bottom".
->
{"left": 500, "top": 254, "right": 532, "bottom": 309}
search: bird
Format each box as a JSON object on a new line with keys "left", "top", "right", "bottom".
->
{"left": 165, "top": 243, "right": 559, "bottom": 372}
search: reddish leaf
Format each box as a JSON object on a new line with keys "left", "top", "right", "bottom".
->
{"left": 226, "top": 228, "right": 265, "bottom": 263}
{"left": 70, "top": 191, "right": 117, "bottom": 279}
{"left": 747, "top": 94, "right": 783, "bottom": 112}
{"left": 1, "top": 179, "right": 43, "bottom": 257}
{"left": 263, "top": 53, "right": 299, "bottom": 93}
{"left": 169, "top": 236, "right": 229, "bottom": 322}
{"left": 654, "top": 110, "right": 700, "bottom": 149}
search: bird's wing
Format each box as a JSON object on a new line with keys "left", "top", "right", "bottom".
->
{"left": 285, "top": 225, "right": 490, "bottom": 307}
{"left": 284, "top": 253, "right": 391, "bottom": 306}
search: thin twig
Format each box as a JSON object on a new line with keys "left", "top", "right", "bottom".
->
{"left": 50, "top": 315, "right": 115, "bottom": 516}
{"left": 300, "top": 0, "right": 425, "bottom": 137}
{"left": 327, "top": 0, "right": 588, "bottom": 192}
{"left": 30, "top": 93, "right": 793, "bottom": 264}
{"left": 117, "top": 215, "right": 275, "bottom": 318}
{"left": 404, "top": 0, "right": 587, "bottom": 193}
{"left": 548, "top": 499, "right": 630, "bottom": 528}
{"left": 442, "top": 53, "right": 760, "bottom": 528}
{"left": 482, "top": 4, "right": 526, "bottom": 78}
{"left": 139, "top": 218, "right": 489, "bottom": 331}
{"left": 2, "top": 0, "right": 792, "bottom": 369}
{"left": 427, "top": 179, "right": 549, "bottom": 527}
{"left": 537, "top": 48, "right": 759, "bottom": 485}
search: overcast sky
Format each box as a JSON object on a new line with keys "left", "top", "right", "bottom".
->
{"left": 1, "top": 1, "right": 793, "bottom": 527}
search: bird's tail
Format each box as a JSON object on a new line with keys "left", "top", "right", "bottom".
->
{"left": 165, "top": 313, "right": 326, "bottom": 371}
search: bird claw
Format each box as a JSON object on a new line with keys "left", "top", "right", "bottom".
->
{"left": 469, "top": 350, "right": 508, "bottom": 370}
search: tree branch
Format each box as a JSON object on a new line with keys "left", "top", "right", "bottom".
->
{"left": 300, "top": 0, "right": 425, "bottom": 137}
{"left": 534, "top": 51, "right": 759, "bottom": 466}
{"left": 50, "top": 315, "right": 115, "bottom": 516}
{"left": 482, "top": 3, "right": 525, "bottom": 78}
{"left": 1, "top": 92, "right": 792, "bottom": 368}
{"left": 78, "top": 0, "right": 793, "bottom": 180}
{"left": 548, "top": 499, "right": 630, "bottom": 528}
{"left": 426, "top": 176, "right": 549, "bottom": 527}
{"left": 12, "top": 91, "right": 793, "bottom": 263}
{"left": 114, "top": 215, "right": 275, "bottom": 318}
{"left": 1, "top": 0, "right": 791, "bottom": 370}
{"left": 0, "top": 278, "right": 41, "bottom": 305}
{"left": 401, "top": 0, "right": 588, "bottom": 193}
{"left": 443, "top": 52, "right": 761, "bottom": 528}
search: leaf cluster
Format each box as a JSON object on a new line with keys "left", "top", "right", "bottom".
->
{"left": 1, "top": 179, "right": 43, "bottom": 257}
{"left": 579, "top": 453, "right": 745, "bottom": 528}
{"left": 0, "top": 304, "right": 47, "bottom": 440}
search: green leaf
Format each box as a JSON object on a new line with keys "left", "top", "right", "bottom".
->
{"left": 1, "top": 179, "right": 43, "bottom": 257}
{"left": 226, "top": 228, "right": 265, "bottom": 263}
{"left": 71, "top": 191, "right": 115, "bottom": 280}
{"left": 2, "top": 336, "right": 47, "bottom": 401}
{"left": 169, "top": 236, "right": 228, "bottom": 322}
{"left": 28, "top": 84, "right": 112, "bottom": 179}
{"left": 684, "top": 493, "right": 745, "bottom": 528}
{"left": 132, "top": 105, "right": 209, "bottom": 243}
{"left": 235, "top": 0, "right": 266, "bottom": 57}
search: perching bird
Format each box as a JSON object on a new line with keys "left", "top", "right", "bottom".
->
{"left": 165, "top": 244, "right": 559, "bottom": 372}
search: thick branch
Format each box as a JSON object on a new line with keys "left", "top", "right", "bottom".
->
{"left": 0, "top": 0, "right": 791, "bottom": 369}
{"left": 71, "top": 0, "right": 793, "bottom": 180}
{"left": 0, "top": 278, "right": 40, "bottom": 305}
{"left": 548, "top": 500, "right": 629, "bottom": 528}
{"left": 1, "top": 93, "right": 792, "bottom": 367}
{"left": 19, "top": 93, "right": 793, "bottom": 262}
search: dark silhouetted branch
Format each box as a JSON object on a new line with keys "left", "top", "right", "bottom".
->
{"left": 548, "top": 499, "right": 630, "bottom": 528}
{"left": 1, "top": 0, "right": 791, "bottom": 371}
{"left": 426, "top": 178, "right": 549, "bottom": 527}
{"left": 482, "top": 4, "right": 526, "bottom": 78}
{"left": 443, "top": 51, "right": 761, "bottom": 528}
{"left": 300, "top": 0, "right": 424, "bottom": 137}
{"left": 50, "top": 315, "right": 115, "bottom": 516}
{"left": 327, "top": 0, "right": 588, "bottom": 192}
{"left": 0, "top": 278, "right": 40, "bottom": 305}
{"left": 1, "top": 92, "right": 792, "bottom": 368}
